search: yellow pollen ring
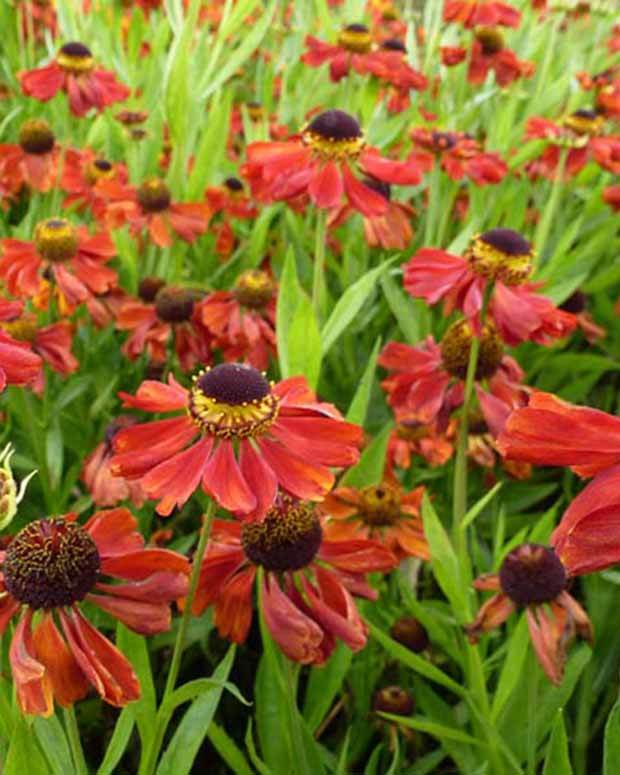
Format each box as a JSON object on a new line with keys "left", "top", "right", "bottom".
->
{"left": 34, "top": 219, "right": 78, "bottom": 262}
{"left": 301, "top": 129, "right": 366, "bottom": 161}
{"left": 337, "top": 29, "right": 373, "bottom": 54}
{"left": 188, "top": 377, "right": 279, "bottom": 440}
{"left": 465, "top": 235, "right": 533, "bottom": 285}
{"left": 561, "top": 112, "right": 605, "bottom": 137}
{"left": 56, "top": 51, "right": 94, "bottom": 75}
{"left": 1, "top": 315, "right": 38, "bottom": 343}
{"left": 358, "top": 485, "right": 402, "bottom": 527}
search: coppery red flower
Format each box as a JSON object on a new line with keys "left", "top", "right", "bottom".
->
{"left": 320, "top": 481, "right": 429, "bottom": 561}
{"left": 102, "top": 177, "right": 211, "bottom": 248}
{"left": 198, "top": 270, "right": 277, "bottom": 370}
{"left": 466, "top": 544, "right": 592, "bottom": 684}
{"left": 379, "top": 321, "right": 528, "bottom": 433}
{"left": 0, "top": 218, "right": 117, "bottom": 312}
{"left": 191, "top": 495, "right": 397, "bottom": 664}
{"left": 205, "top": 177, "right": 258, "bottom": 259}
{"left": 0, "top": 509, "right": 190, "bottom": 716}
{"left": 443, "top": 0, "right": 521, "bottom": 28}
{"left": 243, "top": 109, "right": 431, "bottom": 216}
{"left": 387, "top": 417, "right": 455, "bottom": 471}
{"left": 403, "top": 229, "right": 577, "bottom": 344}
{"left": 0, "top": 119, "right": 59, "bottom": 196}
{"left": 19, "top": 42, "right": 130, "bottom": 117}
{"left": 467, "top": 27, "right": 535, "bottom": 86}
{"left": 60, "top": 148, "right": 127, "bottom": 220}
{"left": 116, "top": 282, "right": 211, "bottom": 372}
{"left": 111, "top": 364, "right": 362, "bottom": 518}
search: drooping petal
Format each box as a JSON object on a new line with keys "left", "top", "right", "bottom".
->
{"left": 87, "top": 593, "right": 173, "bottom": 636}
{"left": 32, "top": 612, "right": 89, "bottom": 708}
{"left": 213, "top": 567, "right": 257, "bottom": 644}
{"left": 85, "top": 507, "right": 144, "bottom": 558}
{"left": 202, "top": 441, "right": 257, "bottom": 513}
{"left": 464, "top": 593, "right": 515, "bottom": 643}
{"left": 10, "top": 609, "right": 53, "bottom": 717}
{"left": 238, "top": 441, "right": 278, "bottom": 521}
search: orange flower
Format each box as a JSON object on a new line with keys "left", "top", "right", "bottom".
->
{"left": 111, "top": 364, "right": 362, "bottom": 518}
{"left": 191, "top": 495, "right": 397, "bottom": 664}
{"left": 102, "top": 177, "right": 211, "bottom": 248}
{"left": 0, "top": 119, "right": 59, "bottom": 196}
{"left": 0, "top": 218, "right": 117, "bottom": 312}
{"left": 0, "top": 509, "right": 190, "bottom": 716}
{"left": 60, "top": 148, "right": 127, "bottom": 221}
{"left": 443, "top": 0, "right": 521, "bottom": 28}
{"left": 320, "top": 482, "right": 429, "bottom": 561}
{"left": 20, "top": 42, "right": 130, "bottom": 117}
{"left": 466, "top": 544, "right": 592, "bottom": 684}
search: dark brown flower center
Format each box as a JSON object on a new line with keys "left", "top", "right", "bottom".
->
{"left": 559, "top": 290, "right": 586, "bottom": 314}
{"left": 34, "top": 218, "right": 78, "bottom": 262}
{"left": 241, "top": 497, "right": 322, "bottom": 571}
{"left": 57, "top": 42, "right": 94, "bottom": 74}
{"left": 233, "top": 270, "right": 275, "bottom": 309}
{"left": 358, "top": 485, "right": 402, "bottom": 527}
{"left": 338, "top": 24, "right": 373, "bottom": 53}
{"left": 431, "top": 131, "right": 458, "bottom": 152}
{"left": 475, "top": 26, "right": 505, "bottom": 54}
{"left": 3, "top": 519, "right": 100, "bottom": 609}
{"left": 499, "top": 543, "right": 567, "bottom": 605}
{"left": 372, "top": 686, "right": 414, "bottom": 716}
{"left": 19, "top": 119, "right": 55, "bottom": 155}
{"left": 465, "top": 228, "right": 533, "bottom": 284}
{"left": 390, "top": 617, "right": 429, "bottom": 653}
{"left": 224, "top": 177, "right": 244, "bottom": 193}
{"left": 302, "top": 110, "right": 365, "bottom": 160}
{"left": 138, "top": 276, "right": 166, "bottom": 303}
{"left": 381, "top": 38, "right": 407, "bottom": 53}
{"left": 189, "top": 364, "right": 279, "bottom": 439}
{"left": 362, "top": 177, "right": 391, "bottom": 200}
{"left": 155, "top": 286, "right": 200, "bottom": 323}
{"left": 562, "top": 109, "right": 604, "bottom": 136}
{"left": 247, "top": 102, "right": 263, "bottom": 121}
{"left": 440, "top": 320, "right": 504, "bottom": 381}
{"left": 137, "top": 178, "right": 171, "bottom": 213}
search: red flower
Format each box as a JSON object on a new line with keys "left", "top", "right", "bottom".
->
{"left": 403, "top": 229, "right": 577, "bottom": 344}
{"left": 320, "top": 482, "right": 429, "bottom": 561}
{"left": 410, "top": 129, "right": 507, "bottom": 185}
{"left": 60, "top": 148, "right": 127, "bottom": 220}
{"left": 379, "top": 321, "right": 528, "bottom": 433}
{"left": 205, "top": 177, "right": 258, "bottom": 259}
{"left": 20, "top": 42, "right": 130, "bottom": 117}
{"left": 524, "top": 111, "right": 620, "bottom": 179}
{"left": 387, "top": 418, "right": 455, "bottom": 470}
{"left": 198, "top": 270, "right": 277, "bottom": 370}
{"left": 0, "top": 509, "right": 190, "bottom": 716}
{"left": 191, "top": 496, "right": 397, "bottom": 664}
{"left": 604, "top": 184, "right": 620, "bottom": 211}
{"left": 0, "top": 218, "right": 117, "bottom": 312}
{"left": 116, "top": 283, "right": 211, "bottom": 372}
{"left": 440, "top": 46, "right": 468, "bottom": 66}
{"left": 82, "top": 418, "right": 146, "bottom": 508}
{"left": 466, "top": 544, "right": 591, "bottom": 684}
{"left": 443, "top": 0, "right": 521, "bottom": 28}
{"left": 111, "top": 364, "right": 363, "bottom": 518}
{"left": 0, "top": 119, "right": 59, "bottom": 196}
{"left": 243, "top": 109, "right": 431, "bottom": 216}
{"left": 467, "top": 28, "right": 535, "bottom": 87}
{"left": 102, "top": 177, "right": 211, "bottom": 248}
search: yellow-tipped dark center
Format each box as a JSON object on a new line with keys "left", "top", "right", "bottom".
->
{"left": 358, "top": 485, "right": 402, "bottom": 527}
{"left": 562, "top": 109, "right": 605, "bottom": 137}
{"left": 440, "top": 320, "right": 503, "bottom": 381}
{"left": 233, "top": 270, "right": 275, "bottom": 310}
{"left": 1, "top": 315, "right": 38, "bottom": 343}
{"left": 338, "top": 24, "right": 373, "bottom": 54}
{"left": 85, "top": 158, "right": 115, "bottom": 185}
{"left": 475, "top": 27, "right": 505, "bottom": 54}
{"left": 34, "top": 218, "right": 78, "bottom": 262}
{"left": 189, "top": 364, "right": 279, "bottom": 439}
{"left": 19, "top": 119, "right": 55, "bottom": 155}
{"left": 465, "top": 228, "right": 533, "bottom": 285}
{"left": 302, "top": 110, "right": 365, "bottom": 160}
{"left": 137, "top": 178, "right": 171, "bottom": 213}
{"left": 57, "top": 42, "right": 94, "bottom": 74}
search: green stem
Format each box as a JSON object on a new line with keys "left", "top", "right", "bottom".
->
{"left": 139, "top": 499, "right": 215, "bottom": 775}
{"left": 312, "top": 209, "right": 328, "bottom": 321}
{"left": 164, "top": 498, "right": 215, "bottom": 697}
{"left": 64, "top": 706, "right": 88, "bottom": 775}
{"left": 423, "top": 160, "right": 440, "bottom": 246}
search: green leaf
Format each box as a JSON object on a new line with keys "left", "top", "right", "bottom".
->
{"left": 346, "top": 337, "right": 381, "bottom": 425}
{"left": 45, "top": 419, "right": 64, "bottom": 490}
{"left": 157, "top": 646, "right": 238, "bottom": 775}
{"left": 186, "top": 89, "right": 232, "bottom": 200}
{"left": 321, "top": 261, "right": 391, "bottom": 354}
{"left": 276, "top": 247, "right": 300, "bottom": 378}
{"left": 378, "top": 713, "right": 482, "bottom": 746}
{"left": 420, "top": 494, "right": 469, "bottom": 619}
{"left": 461, "top": 482, "right": 502, "bottom": 529}
{"left": 207, "top": 722, "right": 254, "bottom": 775}
{"left": 340, "top": 422, "right": 392, "bottom": 488}
{"left": 543, "top": 710, "right": 573, "bottom": 775}
{"left": 287, "top": 293, "right": 322, "bottom": 390}
{"left": 603, "top": 696, "right": 620, "bottom": 775}
{"left": 369, "top": 622, "right": 465, "bottom": 696}
{"left": 491, "top": 614, "right": 530, "bottom": 722}
{"left": 116, "top": 624, "right": 156, "bottom": 751}
{"left": 380, "top": 273, "right": 424, "bottom": 343}
{"left": 5, "top": 718, "right": 49, "bottom": 775}
{"left": 33, "top": 716, "right": 73, "bottom": 775}
{"left": 97, "top": 708, "right": 135, "bottom": 775}
{"left": 245, "top": 720, "right": 274, "bottom": 775}
{"left": 303, "top": 643, "right": 352, "bottom": 733}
